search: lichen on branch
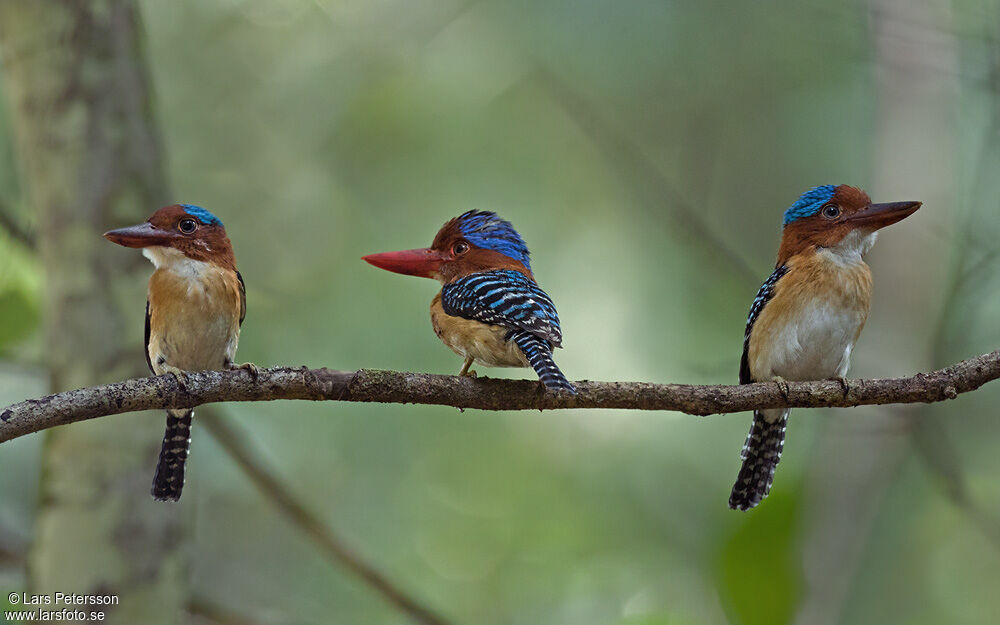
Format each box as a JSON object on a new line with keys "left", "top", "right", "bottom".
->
{"left": 1, "top": 350, "right": 997, "bottom": 444}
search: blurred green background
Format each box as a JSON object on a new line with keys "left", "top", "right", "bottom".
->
{"left": 1, "top": 1, "right": 999, "bottom": 624}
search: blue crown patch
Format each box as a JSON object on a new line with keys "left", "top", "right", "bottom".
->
{"left": 783, "top": 185, "right": 836, "bottom": 225}
{"left": 180, "top": 204, "right": 223, "bottom": 227}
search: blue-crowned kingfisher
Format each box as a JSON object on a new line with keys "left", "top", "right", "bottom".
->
{"left": 363, "top": 210, "right": 575, "bottom": 393}
{"left": 730, "top": 185, "right": 920, "bottom": 511}
{"left": 105, "top": 205, "right": 248, "bottom": 501}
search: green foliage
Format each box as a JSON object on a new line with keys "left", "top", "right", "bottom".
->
{"left": 0, "top": 288, "right": 37, "bottom": 352}
{"left": 715, "top": 490, "right": 802, "bottom": 625}
{"left": 615, "top": 615, "right": 691, "bottom": 625}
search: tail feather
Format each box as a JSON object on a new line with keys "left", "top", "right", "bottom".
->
{"left": 509, "top": 330, "right": 576, "bottom": 393}
{"left": 151, "top": 409, "right": 193, "bottom": 502}
{"left": 729, "top": 409, "right": 788, "bottom": 511}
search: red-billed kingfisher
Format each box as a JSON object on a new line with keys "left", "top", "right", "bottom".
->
{"left": 363, "top": 210, "right": 575, "bottom": 393}
{"left": 104, "top": 205, "right": 248, "bottom": 501}
{"left": 730, "top": 185, "right": 920, "bottom": 511}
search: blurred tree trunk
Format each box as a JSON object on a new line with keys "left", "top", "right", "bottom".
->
{"left": 0, "top": 1, "right": 185, "bottom": 622}
{"left": 794, "top": 1, "right": 956, "bottom": 624}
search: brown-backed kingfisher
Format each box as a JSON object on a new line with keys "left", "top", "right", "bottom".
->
{"left": 730, "top": 185, "right": 920, "bottom": 510}
{"left": 105, "top": 205, "right": 247, "bottom": 501}
{"left": 363, "top": 210, "right": 575, "bottom": 393}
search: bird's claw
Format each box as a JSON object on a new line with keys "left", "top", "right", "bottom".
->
{"left": 163, "top": 367, "right": 190, "bottom": 392}
{"left": 232, "top": 361, "right": 260, "bottom": 380}
{"left": 831, "top": 375, "right": 850, "bottom": 398}
{"left": 458, "top": 357, "right": 477, "bottom": 378}
{"left": 773, "top": 376, "right": 790, "bottom": 401}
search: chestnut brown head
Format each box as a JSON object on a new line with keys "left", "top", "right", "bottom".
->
{"left": 362, "top": 210, "right": 534, "bottom": 282}
{"left": 777, "top": 185, "right": 920, "bottom": 265}
{"left": 104, "top": 204, "right": 236, "bottom": 271}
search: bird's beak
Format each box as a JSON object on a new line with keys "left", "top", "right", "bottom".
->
{"left": 362, "top": 247, "right": 448, "bottom": 279}
{"left": 103, "top": 222, "right": 178, "bottom": 248}
{"left": 847, "top": 201, "right": 922, "bottom": 230}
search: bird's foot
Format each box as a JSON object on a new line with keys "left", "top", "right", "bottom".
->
{"left": 161, "top": 366, "right": 190, "bottom": 392}
{"left": 230, "top": 361, "right": 260, "bottom": 380}
{"left": 830, "top": 375, "right": 850, "bottom": 398}
{"left": 458, "top": 357, "right": 477, "bottom": 378}
{"left": 772, "top": 376, "right": 790, "bottom": 401}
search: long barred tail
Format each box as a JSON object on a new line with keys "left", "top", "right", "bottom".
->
{"left": 509, "top": 330, "right": 576, "bottom": 393}
{"left": 729, "top": 409, "right": 788, "bottom": 511}
{"left": 151, "top": 409, "right": 193, "bottom": 501}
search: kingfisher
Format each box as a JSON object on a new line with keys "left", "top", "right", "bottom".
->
{"left": 730, "top": 185, "right": 921, "bottom": 511}
{"left": 362, "top": 210, "right": 575, "bottom": 393}
{"left": 104, "top": 205, "right": 247, "bottom": 501}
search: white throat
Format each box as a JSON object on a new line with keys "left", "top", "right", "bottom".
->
{"left": 143, "top": 246, "right": 212, "bottom": 279}
{"left": 824, "top": 229, "right": 877, "bottom": 266}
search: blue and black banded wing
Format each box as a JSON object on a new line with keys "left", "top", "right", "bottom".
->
{"left": 441, "top": 270, "right": 563, "bottom": 347}
{"left": 739, "top": 264, "right": 788, "bottom": 385}
{"left": 442, "top": 270, "right": 574, "bottom": 392}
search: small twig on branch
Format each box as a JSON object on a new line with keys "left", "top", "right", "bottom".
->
{"left": 198, "top": 412, "right": 454, "bottom": 625}
{"left": 0, "top": 350, "right": 997, "bottom": 444}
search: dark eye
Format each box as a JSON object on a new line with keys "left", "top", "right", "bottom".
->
{"left": 822, "top": 204, "right": 841, "bottom": 219}
{"left": 452, "top": 241, "right": 470, "bottom": 255}
{"left": 178, "top": 218, "right": 198, "bottom": 234}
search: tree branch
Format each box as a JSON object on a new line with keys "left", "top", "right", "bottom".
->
{"left": 1, "top": 350, "right": 997, "bottom": 443}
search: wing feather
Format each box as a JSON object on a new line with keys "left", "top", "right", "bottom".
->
{"left": 236, "top": 270, "right": 247, "bottom": 327}
{"left": 441, "top": 270, "right": 563, "bottom": 346}
{"left": 144, "top": 300, "right": 154, "bottom": 374}
{"left": 740, "top": 264, "right": 788, "bottom": 384}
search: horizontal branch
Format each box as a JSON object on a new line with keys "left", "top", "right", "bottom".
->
{"left": 1, "top": 349, "right": 998, "bottom": 443}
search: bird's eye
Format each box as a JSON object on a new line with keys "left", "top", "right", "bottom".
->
{"left": 452, "top": 241, "right": 470, "bottom": 255}
{"left": 178, "top": 218, "right": 198, "bottom": 234}
{"left": 822, "top": 204, "right": 841, "bottom": 219}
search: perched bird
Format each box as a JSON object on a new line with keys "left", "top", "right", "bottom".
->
{"left": 105, "top": 205, "right": 247, "bottom": 501}
{"left": 730, "top": 185, "right": 920, "bottom": 511}
{"left": 363, "top": 210, "right": 575, "bottom": 393}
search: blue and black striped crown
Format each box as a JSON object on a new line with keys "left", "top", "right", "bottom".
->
{"left": 454, "top": 210, "right": 531, "bottom": 270}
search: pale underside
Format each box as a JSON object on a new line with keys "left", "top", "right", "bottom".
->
{"left": 430, "top": 292, "right": 529, "bottom": 369}
{"left": 143, "top": 246, "right": 242, "bottom": 374}
{"left": 749, "top": 233, "right": 876, "bottom": 422}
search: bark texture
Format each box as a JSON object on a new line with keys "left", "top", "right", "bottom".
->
{"left": 1, "top": 349, "right": 996, "bottom": 443}
{"left": 0, "top": 1, "right": 183, "bottom": 621}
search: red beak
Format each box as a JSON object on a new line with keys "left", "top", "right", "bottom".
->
{"left": 362, "top": 248, "right": 449, "bottom": 279}
{"left": 104, "top": 222, "right": 177, "bottom": 248}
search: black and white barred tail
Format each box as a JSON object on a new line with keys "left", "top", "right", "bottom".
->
{"left": 729, "top": 409, "right": 788, "bottom": 511}
{"left": 151, "top": 409, "right": 193, "bottom": 501}
{"left": 509, "top": 329, "right": 576, "bottom": 393}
